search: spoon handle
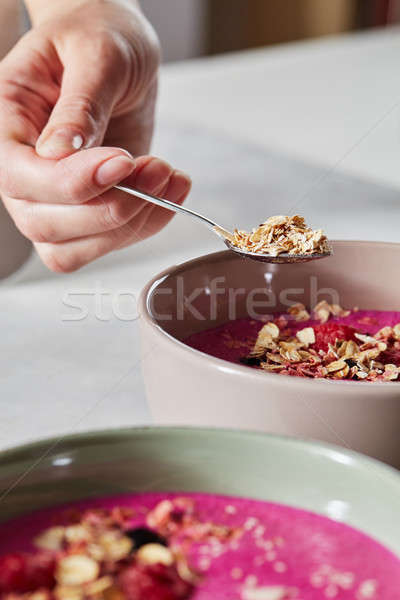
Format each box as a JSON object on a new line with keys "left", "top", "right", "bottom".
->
{"left": 114, "top": 184, "right": 234, "bottom": 241}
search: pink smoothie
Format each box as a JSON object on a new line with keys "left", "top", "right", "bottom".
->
{"left": 0, "top": 492, "right": 398, "bottom": 599}
{"left": 184, "top": 310, "right": 400, "bottom": 372}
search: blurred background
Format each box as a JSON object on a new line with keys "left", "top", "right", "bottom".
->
{"left": 141, "top": 0, "right": 400, "bottom": 62}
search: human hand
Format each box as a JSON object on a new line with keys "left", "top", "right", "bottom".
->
{"left": 0, "top": 0, "right": 191, "bottom": 272}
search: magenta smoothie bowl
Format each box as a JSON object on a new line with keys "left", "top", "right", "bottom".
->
{"left": 139, "top": 241, "right": 400, "bottom": 467}
{"left": 0, "top": 493, "right": 398, "bottom": 600}
{"left": 0, "top": 429, "right": 399, "bottom": 600}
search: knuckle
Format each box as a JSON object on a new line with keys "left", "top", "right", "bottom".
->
{"left": 16, "top": 210, "right": 58, "bottom": 244}
{"left": 59, "top": 92, "right": 103, "bottom": 126}
{"left": 57, "top": 163, "right": 90, "bottom": 204}
{"left": 37, "top": 244, "right": 80, "bottom": 274}
{"left": 100, "top": 197, "right": 133, "bottom": 229}
{"left": 96, "top": 31, "right": 123, "bottom": 62}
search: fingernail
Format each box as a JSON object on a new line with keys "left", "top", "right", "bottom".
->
{"left": 36, "top": 129, "right": 84, "bottom": 159}
{"left": 95, "top": 155, "right": 135, "bottom": 187}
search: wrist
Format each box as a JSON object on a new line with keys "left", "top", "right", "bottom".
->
{"left": 25, "top": 0, "right": 140, "bottom": 27}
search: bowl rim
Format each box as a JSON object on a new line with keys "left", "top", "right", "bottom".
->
{"left": 0, "top": 426, "right": 399, "bottom": 488}
{"left": 139, "top": 240, "right": 400, "bottom": 391}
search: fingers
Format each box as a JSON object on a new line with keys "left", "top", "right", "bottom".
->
{"left": 33, "top": 162, "right": 192, "bottom": 272}
{"left": 35, "top": 34, "right": 126, "bottom": 159}
{"left": 0, "top": 143, "right": 135, "bottom": 203}
{"left": 3, "top": 156, "right": 174, "bottom": 243}
{"left": 2, "top": 189, "right": 143, "bottom": 243}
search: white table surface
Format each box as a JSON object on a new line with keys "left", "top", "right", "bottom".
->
{"left": 1, "top": 27, "right": 400, "bottom": 452}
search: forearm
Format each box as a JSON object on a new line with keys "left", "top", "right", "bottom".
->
{"left": 24, "top": 0, "right": 140, "bottom": 26}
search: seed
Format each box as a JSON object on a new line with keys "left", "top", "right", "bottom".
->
{"left": 125, "top": 527, "right": 167, "bottom": 549}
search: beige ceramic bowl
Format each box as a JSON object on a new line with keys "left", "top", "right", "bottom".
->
{"left": 139, "top": 241, "right": 400, "bottom": 468}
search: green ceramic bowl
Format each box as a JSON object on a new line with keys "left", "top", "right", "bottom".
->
{"left": 0, "top": 427, "right": 399, "bottom": 556}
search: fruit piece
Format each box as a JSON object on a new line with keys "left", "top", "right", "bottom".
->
{"left": 0, "top": 553, "right": 29, "bottom": 593}
{"left": 0, "top": 552, "right": 55, "bottom": 593}
{"left": 118, "top": 563, "right": 193, "bottom": 600}
{"left": 313, "top": 322, "right": 356, "bottom": 352}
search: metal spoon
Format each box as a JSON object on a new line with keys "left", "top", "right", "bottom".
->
{"left": 115, "top": 184, "right": 332, "bottom": 264}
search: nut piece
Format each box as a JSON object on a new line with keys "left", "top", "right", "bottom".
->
{"left": 35, "top": 526, "right": 65, "bottom": 551}
{"left": 330, "top": 304, "right": 351, "bottom": 317}
{"left": 313, "top": 300, "right": 331, "bottom": 323}
{"left": 136, "top": 543, "right": 174, "bottom": 566}
{"left": 261, "top": 322, "right": 280, "bottom": 339}
{"left": 56, "top": 555, "right": 100, "bottom": 586}
{"left": 65, "top": 525, "right": 90, "bottom": 545}
{"left": 296, "top": 327, "right": 315, "bottom": 346}
{"left": 99, "top": 532, "right": 132, "bottom": 561}
{"left": 382, "top": 364, "right": 400, "bottom": 381}
{"left": 288, "top": 303, "right": 310, "bottom": 322}
{"left": 393, "top": 323, "right": 400, "bottom": 340}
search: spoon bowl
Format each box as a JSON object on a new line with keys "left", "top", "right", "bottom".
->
{"left": 223, "top": 240, "right": 332, "bottom": 263}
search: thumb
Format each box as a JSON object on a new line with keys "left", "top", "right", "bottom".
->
{"left": 36, "top": 52, "right": 118, "bottom": 159}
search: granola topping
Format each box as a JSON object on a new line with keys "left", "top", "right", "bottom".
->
{"left": 231, "top": 215, "right": 330, "bottom": 256}
{"left": 245, "top": 304, "right": 400, "bottom": 381}
{"left": 186, "top": 304, "right": 400, "bottom": 383}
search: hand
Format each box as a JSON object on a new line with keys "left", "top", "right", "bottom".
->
{"left": 0, "top": 0, "right": 191, "bottom": 272}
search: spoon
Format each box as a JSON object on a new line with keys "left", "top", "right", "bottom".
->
{"left": 115, "top": 184, "right": 332, "bottom": 264}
